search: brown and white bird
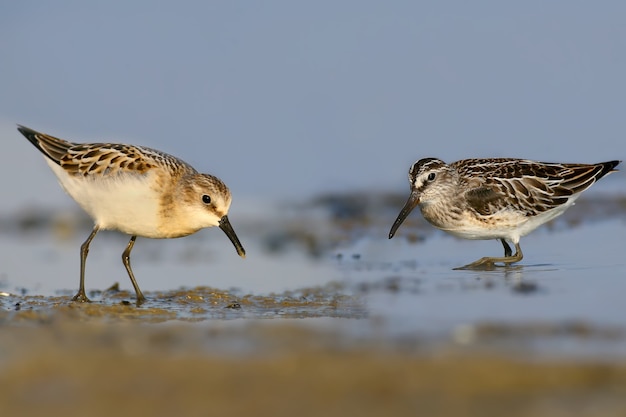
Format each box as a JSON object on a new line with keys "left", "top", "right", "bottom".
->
{"left": 18, "top": 125, "right": 245, "bottom": 305}
{"left": 389, "top": 157, "right": 620, "bottom": 269}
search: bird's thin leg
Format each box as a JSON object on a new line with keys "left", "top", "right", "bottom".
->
{"left": 73, "top": 225, "right": 100, "bottom": 303}
{"left": 121, "top": 235, "right": 146, "bottom": 306}
{"left": 500, "top": 239, "right": 512, "bottom": 257}
{"left": 454, "top": 242, "right": 523, "bottom": 271}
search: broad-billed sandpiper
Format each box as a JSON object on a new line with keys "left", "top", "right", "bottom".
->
{"left": 389, "top": 157, "right": 620, "bottom": 269}
{"left": 18, "top": 125, "right": 246, "bottom": 305}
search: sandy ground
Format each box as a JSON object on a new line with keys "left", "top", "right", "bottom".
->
{"left": 2, "top": 195, "right": 626, "bottom": 416}
{"left": 1, "top": 293, "right": 626, "bottom": 417}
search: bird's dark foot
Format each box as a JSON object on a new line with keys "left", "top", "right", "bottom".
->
{"left": 135, "top": 295, "right": 146, "bottom": 307}
{"left": 71, "top": 291, "right": 92, "bottom": 303}
{"left": 454, "top": 256, "right": 521, "bottom": 271}
{"left": 454, "top": 257, "right": 498, "bottom": 271}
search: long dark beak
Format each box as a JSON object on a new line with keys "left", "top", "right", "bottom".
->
{"left": 389, "top": 191, "right": 420, "bottom": 239}
{"left": 219, "top": 215, "right": 246, "bottom": 258}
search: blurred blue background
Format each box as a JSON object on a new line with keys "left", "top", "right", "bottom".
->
{"left": 1, "top": 1, "right": 624, "bottom": 212}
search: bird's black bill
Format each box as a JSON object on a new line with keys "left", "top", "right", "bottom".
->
{"left": 388, "top": 191, "right": 420, "bottom": 239}
{"left": 219, "top": 215, "right": 246, "bottom": 258}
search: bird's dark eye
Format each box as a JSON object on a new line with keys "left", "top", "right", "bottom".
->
{"left": 427, "top": 172, "right": 436, "bottom": 181}
{"left": 202, "top": 195, "right": 212, "bottom": 204}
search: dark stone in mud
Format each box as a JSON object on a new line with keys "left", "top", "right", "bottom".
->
{"left": 512, "top": 281, "right": 539, "bottom": 294}
{"left": 384, "top": 276, "right": 401, "bottom": 293}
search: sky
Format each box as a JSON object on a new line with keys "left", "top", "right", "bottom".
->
{"left": 1, "top": 1, "right": 625, "bottom": 212}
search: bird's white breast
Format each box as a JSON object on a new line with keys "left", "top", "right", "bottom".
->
{"left": 47, "top": 159, "right": 164, "bottom": 237}
{"left": 434, "top": 196, "right": 579, "bottom": 244}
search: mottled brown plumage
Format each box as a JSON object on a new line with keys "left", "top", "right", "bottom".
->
{"left": 18, "top": 125, "right": 245, "bottom": 305}
{"left": 390, "top": 157, "right": 620, "bottom": 269}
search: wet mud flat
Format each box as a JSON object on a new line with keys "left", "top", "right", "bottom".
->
{"left": 1, "top": 193, "right": 626, "bottom": 416}
{"left": 1, "top": 288, "right": 626, "bottom": 417}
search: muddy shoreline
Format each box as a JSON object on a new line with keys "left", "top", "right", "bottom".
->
{"left": 2, "top": 309, "right": 626, "bottom": 417}
{"left": 2, "top": 194, "right": 626, "bottom": 416}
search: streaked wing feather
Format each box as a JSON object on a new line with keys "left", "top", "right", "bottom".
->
{"left": 464, "top": 185, "right": 507, "bottom": 216}
{"left": 461, "top": 159, "right": 619, "bottom": 217}
{"left": 17, "top": 125, "right": 74, "bottom": 163}
{"left": 18, "top": 125, "right": 196, "bottom": 178}
{"left": 61, "top": 144, "right": 195, "bottom": 177}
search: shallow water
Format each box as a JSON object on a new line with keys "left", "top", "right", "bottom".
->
{"left": 2, "top": 194, "right": 626, "bottom": 416}
{"left": 1, "top": 194, "right": 625, "bottom": 358}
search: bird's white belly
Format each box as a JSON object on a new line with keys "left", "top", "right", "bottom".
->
{"left": 48, "top": 161, "right": 162, "bottom": 237}
{"left": 433, "top": 198, "right": 578, "bottom": 244}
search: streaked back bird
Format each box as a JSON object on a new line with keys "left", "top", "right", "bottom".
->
{"left": 389, "top": 157, "right": 620, "bottom": 269}
{"left": 18, "top": 125, "right": 246, "bottom": 305}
